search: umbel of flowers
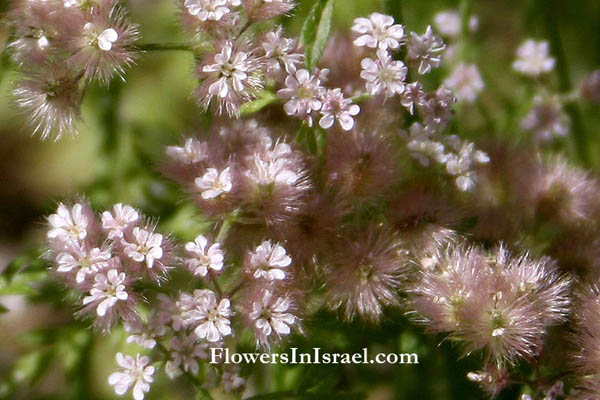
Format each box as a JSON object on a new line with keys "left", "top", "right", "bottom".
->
{"left": 7, "top": 0, "right": 599, "bottom": 398}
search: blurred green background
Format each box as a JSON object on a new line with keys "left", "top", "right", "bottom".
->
{"left": 0, "top": 0, "right": 599, "bottom": 398}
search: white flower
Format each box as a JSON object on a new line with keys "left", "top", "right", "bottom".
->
{"left": 102, "top": 203, "right": 139, "bottom": 240}
{"left": 319, "top": 88, "right": 361, "bottom": 131}
{"left": 56, "top": 244, "right": 111, "bottom": 284}
{"left": 400, "top": 81, "right": 426, "bottom": 114}
{"left": 248, "top": 241, "right": 291, "bottom": 281}
{"left": 83, "top": 23, "right": 119, "bottom": 52}
{"left": 420, "top": 86, "right": 456, "bottom": 130}
{"left": 244, "top": 150, "right": 300, "bottom": 187}
{"left": 37, "top": 36, "right": 50, "bottom": 50}
{"left": 165, "top": 334, "right": 209, "bottom": 378}
{"left": 98, "top": 28, "right": 118, "bottom": 51}
{"left": 195, "top": 167, "right": 233, "bottom": 199}
{"left": 125, "top": 320, "right": 158, "bottom": 349}
{"left": 262, "top": 27, "right": 303, "bottom": 75}
{"left": 166, "top": 138, "right": 209, "bottom": 164}
{"left": 403, "top": 123, "right": 447, "bottom": 167}
{"left": 520, "top": 95, "right": 569, "bottom": 142}
{"left": 204, "top": 45, "right": 250, "bottom": 97}
{"left": 108, "top": 353, "right": 155, "bottom": 400}
{"left": 443, "top": 138, "right": 489, "bottom": 191}
{"left": 277, "top": 69, "right": 326, "bottom": 125}
{"left": 222, "top": 368, "right": 245, "bottom": 393}
{"left": 433, "top": 10, "right": 478, "bottom": 38}
{"left": 184, "top": 234, "right": 224, "bottom": 277}
{"left": 443, "top": 63, "right": 484, "bottom": 103}
{"left": 352, "top": 13, "right": 405, "bottom": 50}
{"left": 186, "top": 289, "right": 232, "bottom": 342}
{"left": 360, "top": 49, "right": 407, "bottom": 97}
{"left": 513, "top": 40, "right": 555, "bottom": 77}
{"left": 198, "top": 43, "right": 263, "bottom": 116}
{"left": 407, "top": 26, "right": 446, "bottom": 75}
{"left": 122, "top": 227, "right": 164, "bottom": 269}
{"left": 83, "top": 269, "right": 129, "bottom": 317}
{"left": 47, "top": 203, "right": 90, "bottom": 243}
{"left": 249, "top": 290, "right": 296, "bottom": 340}
{"left": 184, "top": 0, "right": 240, "bottom": 21}
{"left": 63, "top": 0, "right": 80, "bottom": 7}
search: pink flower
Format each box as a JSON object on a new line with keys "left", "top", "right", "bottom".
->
{"left": 184, "top": 234, "right": 225, "bottom": 277}
{"left": 246, "top": 241, "right": 292, "bottom": 281}
{"left": 352, "top": 13, "right": 405, "bottom": 50}
{"left": 186, "top": 289, "right": 233, "bottom": 342}
{"left": 108, "top": 353, "right": 154, "bottom": 400}
{"left": 319, "top": 88, "right": 361, "bottom": 131}
{"left": 122, "top": 227, "right": 164, "bottom": 269}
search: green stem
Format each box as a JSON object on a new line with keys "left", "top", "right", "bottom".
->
{"left": 244, "top": 390, "right": 297, "bottom": 400}
{"left": 215, "top": 211, "right": 237, "bottom": 243}
{"left": 459, "top": 0, "right": 473, "bottom": 61}
{"left": 99, "top": 80, "right": 124, "bottom": 199}
{"left": 351, "top": 92, "right": 373, "bottom": 103}
{"left": 137, "top": 43, "right": 195, "bottom": 52}
{"left": 537, "top": 0, "right": 590, "bottom": 165}
{"left": 0, "top": 47, "right": 10, "bottom": 88}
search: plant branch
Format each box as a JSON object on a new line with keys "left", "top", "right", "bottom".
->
{"left": 537, "top": 0, "right": 590, "bottom": 165}
{"left": 137, "top": 43, "right": 195, "bottom": 52}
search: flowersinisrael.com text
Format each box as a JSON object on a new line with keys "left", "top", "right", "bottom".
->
{"left": 210, "top": 347, "right": 419, "bottom": 365}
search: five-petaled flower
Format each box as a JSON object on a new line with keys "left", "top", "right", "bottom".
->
{"left": 247, "top": 241, "right": 292, "bottom": 280}
{"left": 184, "top": 234, "right": 225, "bottom": 277}
{"left": 352, "top": 12, "right": 405, "bottom": 50}
{"left": 123, "top": 227, "right": 164, "bottom": 269}
{"left": 108, "top": 353, "right": 155, "bottom": 400}
{"left": 195, "top": 167, "right": 234, "bottom": 199}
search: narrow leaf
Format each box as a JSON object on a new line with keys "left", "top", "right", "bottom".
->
{"left": 240, "top": 91, "right": 278, "bottom": 116}
{"left": 301, "top": 0, "right": 336, "bottom": 69}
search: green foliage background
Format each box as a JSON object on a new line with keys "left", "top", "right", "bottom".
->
{"left": 0, "top": 0, "right": 599, "bottom": 399}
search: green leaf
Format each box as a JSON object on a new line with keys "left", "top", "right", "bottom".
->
{"left": 195, "top": 388, "right": 214, "bottom": 400}
{"left": 295, "top": 122, "right": 311, "bottom": 144}
{"left": 12, "top": 349, "right": 56, "bottom": 386}
{"left": 301, "top": 0, "right": 336, "bottom": 69}
{"left": 0, "top": 303, "right": 8, "bottom": 314}
{"left": 306, "top": 127, "right": 318, "bottom": 155}
{"left": 0, "top": 271, "right": 48, "bottom": 296}
{"left": 240, "top": 91, "right": 278, "bottom": 116}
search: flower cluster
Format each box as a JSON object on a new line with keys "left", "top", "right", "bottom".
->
{"left": 409, "top": 243, "right": 571, "bottom": 368}
{"left": 26, "top": 2, "right": 600, "bottom": 399}
{"left": 8, "top": 0, "right": 140, "bottom": 139}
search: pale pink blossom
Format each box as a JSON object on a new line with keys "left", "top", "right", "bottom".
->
{"left": 319, "top": 88, "right": 361, "bottom": 131}
{"left": 184, "top": 234, "right": 224, "bottom": 277}
{"left": 186, "top": 289, "right": 233, "bottom": 342}
{"left": 108, "top": 353, "right": 155, "bottom": 400}
{"left": 352, "top": 13, "right": 405, "bottom": 50}
{"left": 195, "top": 167, "right": 233, "bottom": 199}
{"left": 122, "top": 227, "right": 164, "bottom": 269}
{"left": 102, "top": 203, "right": 140, "bottom": 240}
{"left": 247, "top": 241, "right": 291, "bottom": 281}
{"left": 83, "top": 269, "right": 129, "bottom": 317}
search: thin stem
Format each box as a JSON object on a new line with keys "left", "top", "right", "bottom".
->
{"left": 536, "top": 0, "right": 590, "bottom": 165}
{"left": 235, "top": 20, "right": 253, "bottom": 41}
{"left": 459, "top": 0, "right": 473, "bottom": 60}
{"left": 244, "top": 390, "right": 297, "bottom": 400}
{"left": 210, "top": 273, "right": 223, "bottom": 298}
{"left": 351, "top": 92, "right": 373, "bottom": 103}
{"left": 137, "top": 43, "right": 195, "bottom": 52}
{"left": 228, "top": 280, "right": 247, "bottom": 297}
